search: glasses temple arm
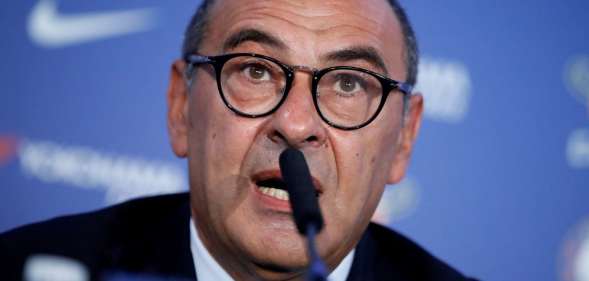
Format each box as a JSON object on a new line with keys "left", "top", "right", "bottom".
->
{"left": 183, "top": 55, "right": 214, "bottom": 81}
{"left": 393, "top": 82, "right": 413, "bottom": 117}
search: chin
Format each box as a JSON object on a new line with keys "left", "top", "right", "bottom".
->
{"left": 250, "top": 256, "right": 308, "bottom": 281}
{"left": 243, "top": 226, "right": 310, "bottom": 273}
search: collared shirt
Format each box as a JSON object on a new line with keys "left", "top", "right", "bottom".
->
{"left": 190, "top": 218, "right": 355, "bottom": 281}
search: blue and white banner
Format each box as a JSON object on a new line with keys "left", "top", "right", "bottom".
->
{"left": 1, "top": 1, "right": 588, "bottom": 280}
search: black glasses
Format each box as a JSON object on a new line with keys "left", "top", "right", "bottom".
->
{"left": 184, "top": 53, "right": 413, "bottom": 130}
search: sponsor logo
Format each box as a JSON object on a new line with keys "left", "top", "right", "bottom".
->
{"left": 27, "top": 0, "right": 158, "bottom": 48}
{"left": 17, "top": 139, "right": 186, "bottom": 204}
{"left": 560, "top": 217, "right": 589, "bottom": 281}
{"left": 0, "top": 135, "right": 20, "bottom": 167}
{"left": 565, "top": 55, "right": 589, "bottom": 108}
{"left": 414, "top": 57, "right": 472, "bottom": 123}
{"left": 564, "top": 55, "right": 589, "bottom": 169}
{"left": 372, "top": 177, "right": 421, "bottom": 224}
{"left": 567, "top": 128, "right": 589, "bottom": 169}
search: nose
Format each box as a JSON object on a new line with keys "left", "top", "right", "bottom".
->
{"left": 267, "top": 72, "right": 327, "bottom": 149}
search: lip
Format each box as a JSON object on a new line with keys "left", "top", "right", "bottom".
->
{"left": 250, "top": 169, "right": 324, "bottom": 212}
{"left": 251, "top": 169, "right": 324, "bottom": 195}
{"left": 253, "top": 187, "right": 292, "bottom": 212}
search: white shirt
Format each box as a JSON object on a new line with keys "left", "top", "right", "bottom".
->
{"left": 190, "top": 218, "right": 355, "bottom": 281}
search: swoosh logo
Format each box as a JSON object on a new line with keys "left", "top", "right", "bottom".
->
{"left": 27, "top": 0, "right": 158, "bottom": 48}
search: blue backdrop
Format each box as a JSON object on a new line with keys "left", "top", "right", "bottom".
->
{"left": 1, "top": 1, "right": 588, "bottom": 280}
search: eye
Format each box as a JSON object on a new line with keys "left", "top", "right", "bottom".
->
{"left": 333, "top": 73, "right": 364, "bottom": 96}
{"left": 243, "top": 63, "right": 271, "bottom": 81}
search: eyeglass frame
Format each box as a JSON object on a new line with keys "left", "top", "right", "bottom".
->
{"left": 184, "top": 52, "right": 413, "bottom": 130}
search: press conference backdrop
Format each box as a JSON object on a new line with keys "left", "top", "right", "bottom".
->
{"left": 1, "top": 0, "right": 588, "bottom": 280}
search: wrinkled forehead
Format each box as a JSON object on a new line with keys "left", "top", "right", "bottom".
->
{"left": 202, "top": 0, "right": 405, "bottom": 78}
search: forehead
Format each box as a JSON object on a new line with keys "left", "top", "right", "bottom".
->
{"left": 203, "top": 0, "right": 405, "bottom": 78}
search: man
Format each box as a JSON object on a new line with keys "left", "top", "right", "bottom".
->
{"left": 1, "top": 0, "right": 477, "bottom": 280}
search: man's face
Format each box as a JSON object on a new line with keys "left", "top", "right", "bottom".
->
{"left": 167, "top": 0, "right": 423, "bottom": 279}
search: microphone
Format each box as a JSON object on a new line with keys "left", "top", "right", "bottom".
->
{"left": 279, "top": 148, "right": 327, "bottom": 281}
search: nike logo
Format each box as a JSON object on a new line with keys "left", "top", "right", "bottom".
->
{"left": 27, "top": 0, "right": 158, "bottom": 48}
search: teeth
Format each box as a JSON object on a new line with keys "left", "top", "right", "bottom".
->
{"left": 259, "top": 187, "right": 290, "bottom": 201}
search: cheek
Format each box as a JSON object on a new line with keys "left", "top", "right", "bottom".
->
{"left": 190, "top": 88, "right": 259, "bottom": 177}
{"left": 340, "top": 127, "right": 397, "bottom": 181}
{"left": 331, "top": 118, "right": 400, "bottom": 220}
{"left": 188, "top": 82, "right": 263, "bottom": 216}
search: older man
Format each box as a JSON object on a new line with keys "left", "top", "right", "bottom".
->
{"left": 1, "top": 0, "right": 476, "bottom": 280}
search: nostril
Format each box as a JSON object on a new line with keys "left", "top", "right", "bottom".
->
{"left": 268, "top": 130, "right": 320, "bottom": 147}
{"left": 305, "top": 136, "right": 318, "bottom": 143}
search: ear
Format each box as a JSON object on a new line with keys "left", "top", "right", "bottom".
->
{"left": 387, "top": 93, "right": 424, "bottom": 184}
{"left": 167, "top": 59, "right": 190, "bottom": 158}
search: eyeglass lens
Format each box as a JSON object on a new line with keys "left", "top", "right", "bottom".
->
{"left": 219, "top": 55, "right": 384, "bottom": 128}
{"left": 220, "top": 56, "right": 286, "bottom": 115}
{"left": 316, "top": 69, "right": 383, "bottom": 127}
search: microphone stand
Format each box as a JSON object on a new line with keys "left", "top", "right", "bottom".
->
{"left": 279, "top": 148, "right": 329, "bottom": 281}
{"left": 306, "top": 224, "right": 327, "bottom": 281}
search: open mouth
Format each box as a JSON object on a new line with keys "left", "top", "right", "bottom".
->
{"left": 256, "top": 178, "right": 290, "bottom": 201}
{"left": 254, "top": 176, "right": 321, "bottom": 201}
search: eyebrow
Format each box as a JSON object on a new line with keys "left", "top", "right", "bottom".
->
{"left": 222, "top": 28, "right": 287, "bottom": 51}
{"left": 322, "top": 46, "right": 389, "bottom": 75}
{"left": 222, "top": 29, "right": 388, "bottom": 75}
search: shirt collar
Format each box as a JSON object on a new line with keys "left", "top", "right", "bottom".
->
{"left": 190, "top": 218, "right": 355, "bottom": 281}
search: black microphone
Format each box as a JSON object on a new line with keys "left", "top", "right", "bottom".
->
{"left": 279, "top": 148, "right": 327, "bottom": 281}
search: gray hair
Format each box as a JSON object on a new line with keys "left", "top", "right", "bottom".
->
{"left": 181, "top": 0, "right": 419, "bottom": 86}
